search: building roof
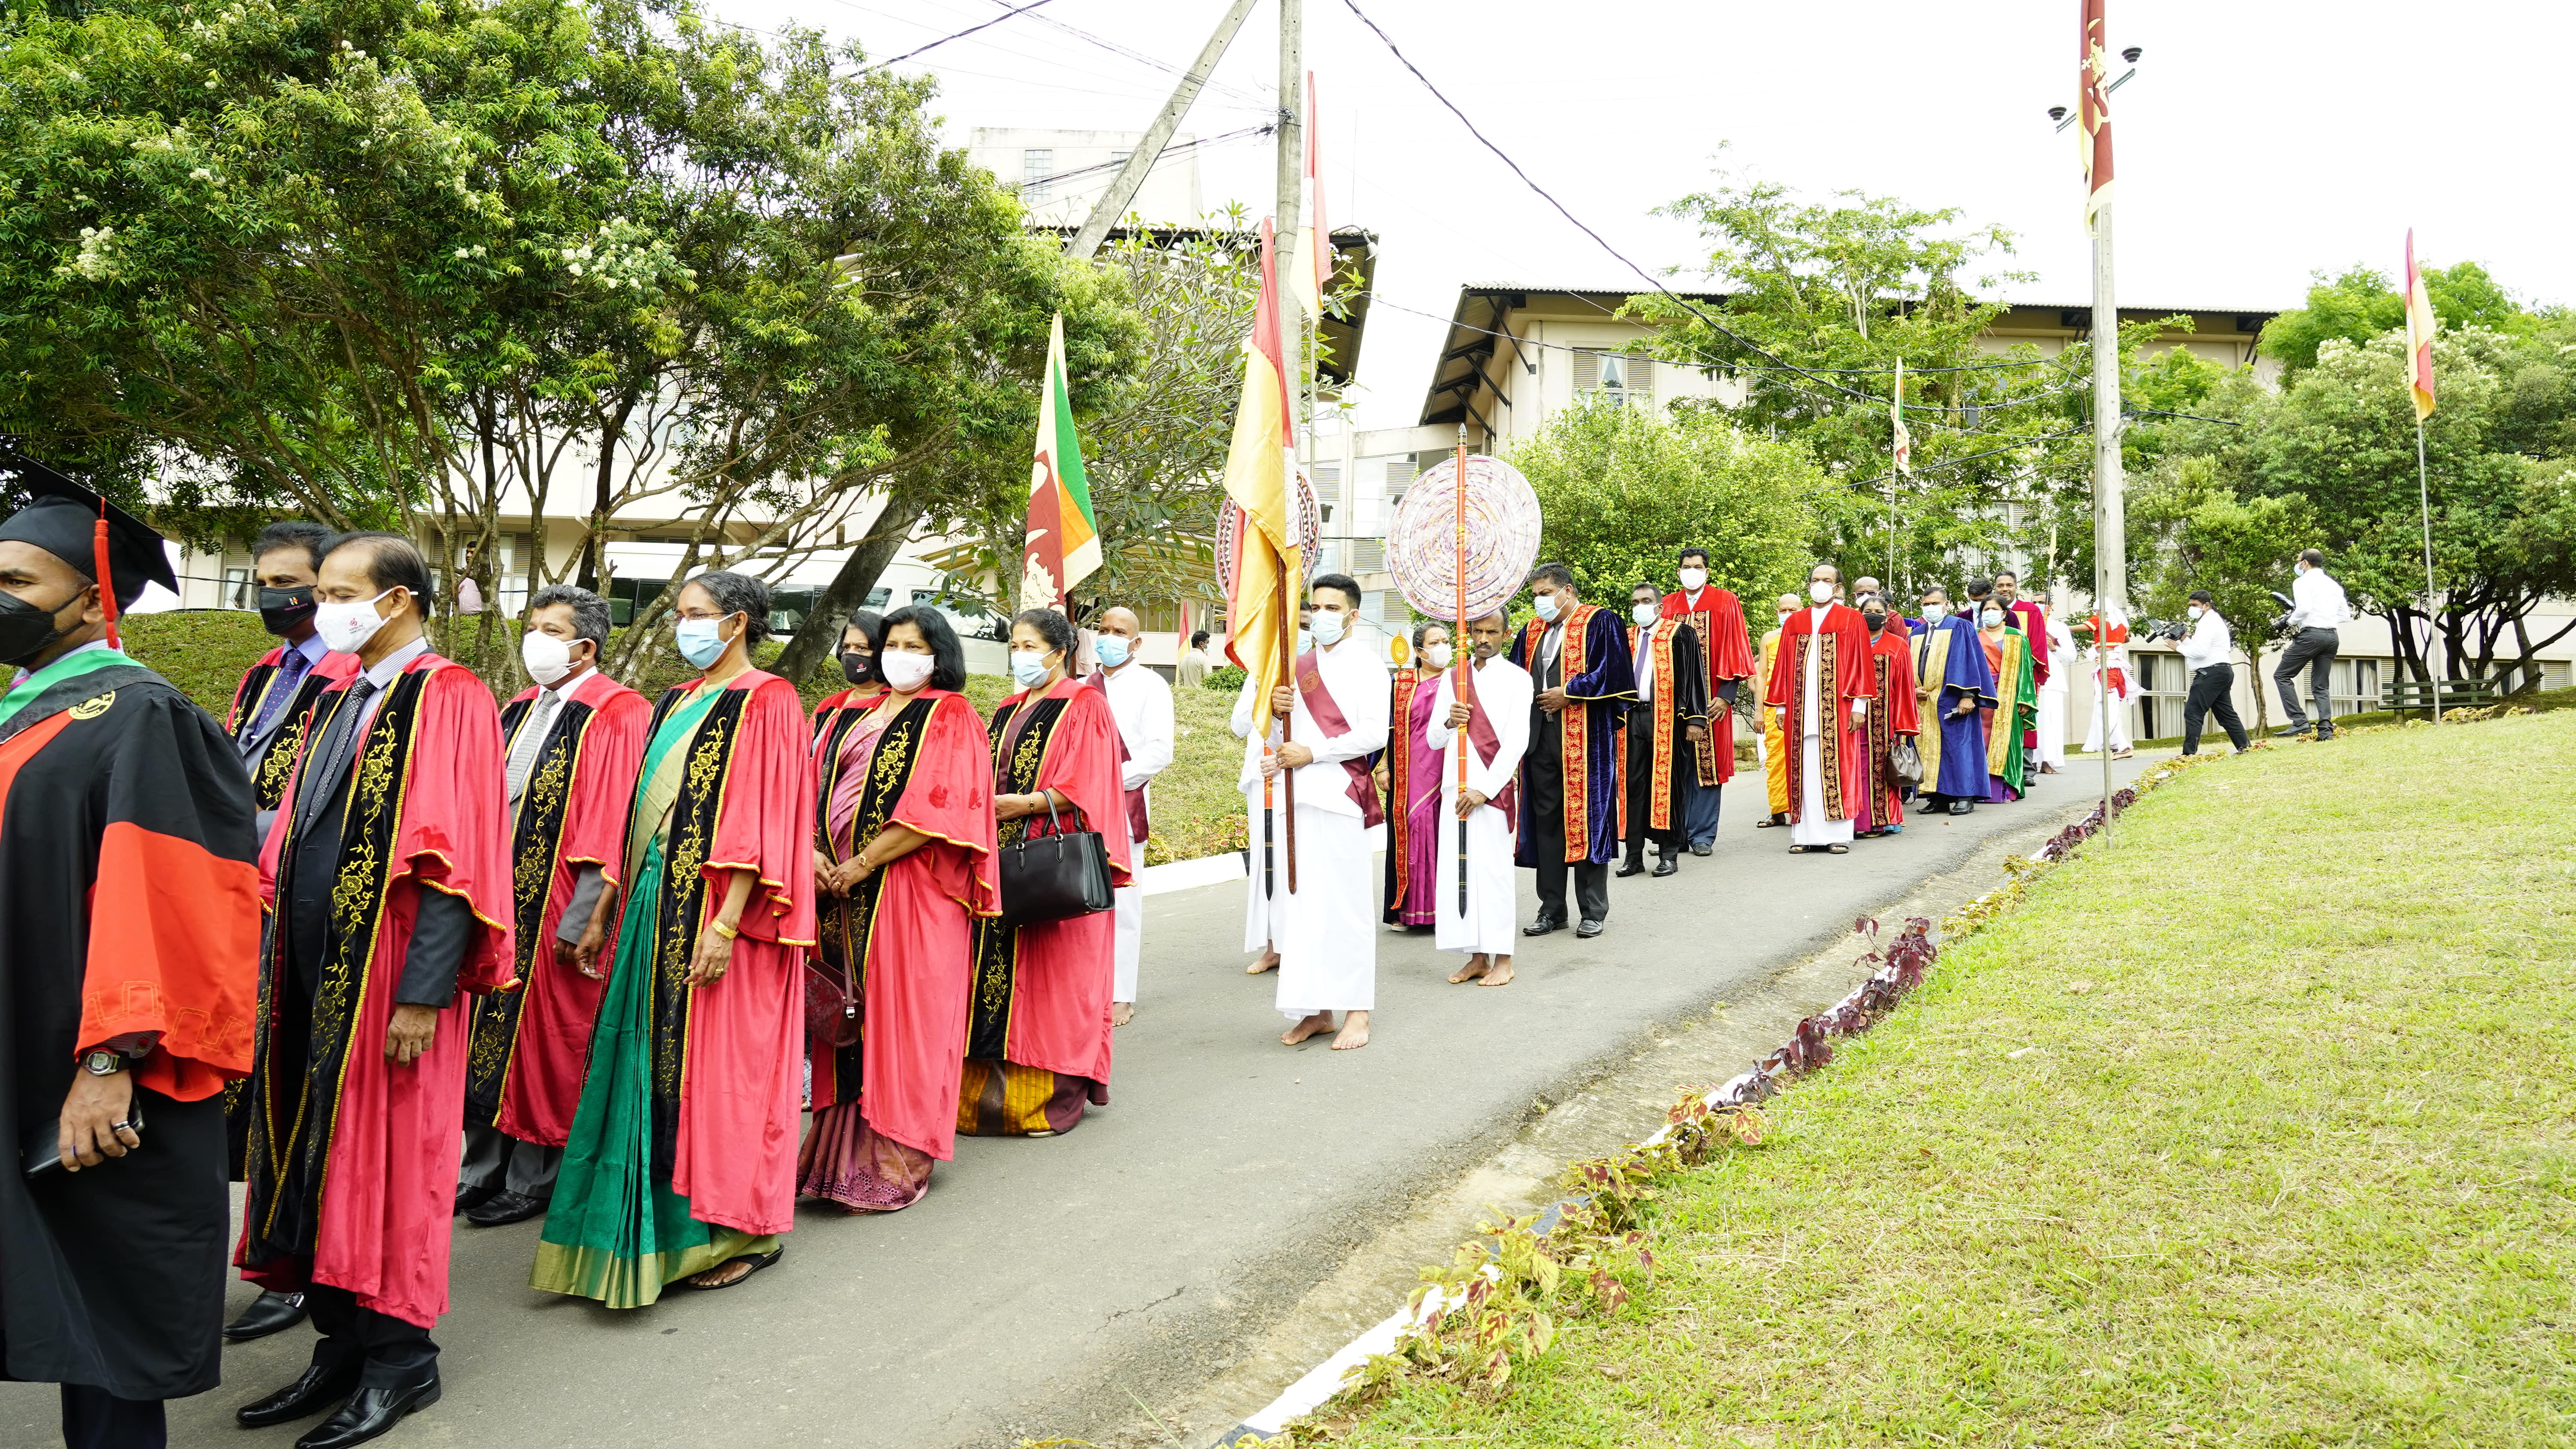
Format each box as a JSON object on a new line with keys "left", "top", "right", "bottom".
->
{"left": 1050, "top": 224, "right": 1381, "bottom": 388}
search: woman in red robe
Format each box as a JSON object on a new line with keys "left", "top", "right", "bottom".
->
{"left": 533, "top": 570, "right": 816, "bottom": 1305}
{"left": 960, "top": 607, "right": 1133, "bottom": 1137}
{"left": 800, "top": 607, "right": 996, "bottom": 1210}
{"left": 1853, "top": 594, "right": 1923, "bottom": 837}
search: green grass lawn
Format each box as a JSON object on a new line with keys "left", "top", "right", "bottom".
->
{"left": 1321, "top": 712, "right": 2576, "bottom": 1447}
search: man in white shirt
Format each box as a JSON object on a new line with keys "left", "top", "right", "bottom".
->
{"left": 1092, "top": 606, "right": 1174, "bottom": 1028}
{"left": 1426, "top": 612, "right": 1531, "bottom": 987}
{"left": 1233, "top": 574, "right": 1389, "bottom": 1051}
{"left": 2275, "top": 547, "right": 2351, "bottom": 740}
{"left": 2178, "top": 588, "right": 2251, "bottom": 755}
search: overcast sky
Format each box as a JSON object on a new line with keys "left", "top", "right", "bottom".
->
{"left": 721, "top": 0, "right": 2575, "bottom": 432}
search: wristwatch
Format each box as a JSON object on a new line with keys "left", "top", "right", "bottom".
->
{"left": 82, "top": 1050, "right": 128, "bottom": 1077}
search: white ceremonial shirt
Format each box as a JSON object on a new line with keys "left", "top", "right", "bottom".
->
{"left": 2286, "top": 569, "right": 2352, "bottom": 631}
{"left": 1099, "top": 660, "right": 1176, "bottom": 806}
{"left": 1424, "top": 655, "right": 1534, "bottom": 801}
{"left": 1232, "top": 635, "right": 1390, "bottom": 819}
{"left": 1631, "top": 624, "right": 1655, "bottom": 706}
{"left": 2041, "top": 617, "right": 2077, "bottom": 695}
{"left": 2179, "top": 612, "right": 2234, "bottom": 673}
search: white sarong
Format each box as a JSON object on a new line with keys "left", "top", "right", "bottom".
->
{"left": 1112, "top": 825, "right": 1142, "bottom": 1003}
{"left": 1245, "top": 802, "right": 1376, "bottom": 1018}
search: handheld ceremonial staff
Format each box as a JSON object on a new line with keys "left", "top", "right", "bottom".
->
{"left": 1387, "top": 444, "right": 1543, "bottom": 919}
{"left": 1218, "top": 471, "right": 1322, "bottom": 898}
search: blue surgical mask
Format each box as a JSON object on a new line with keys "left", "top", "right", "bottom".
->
{"left": 1982, "top": 609, "right": 2005, "bottom": 629}
{"left": 1093, "top": 635, "right": 1130, "bottom": 669}
{"left": 674, "top": 616, "right": 732, "bottom": 669}
{"left": 1295, "top": 629, "right": 1313, "bottom": 653}
{"left": 1532, "top": 592, "right": 1560, "bottom": 622}
{"left": 1310, "top": 611, "right": 1346, "bottom": 647}
{"left": 1011, "top": 649, "right": 1054, "bottom": 688}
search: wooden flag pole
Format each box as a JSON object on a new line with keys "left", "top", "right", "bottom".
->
{"left": 1279, "top": 559, "right": 1299, "bottom": 894}
{"left": 1454, "top": 426, "right": 1470, "bottom": 918}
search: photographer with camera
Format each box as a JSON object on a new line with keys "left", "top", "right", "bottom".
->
{"left": 2274, "top": 548, "right": 2351, "bottom": 740}
{"left": 2178, "top": 589, "right": 2252, "bottom": 755}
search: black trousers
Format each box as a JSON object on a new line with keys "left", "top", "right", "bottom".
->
{"left": 306, "top": 1282, "right": 437, "bottom": 1389}
{"left": 1533, "top": 855, "right": 1609, "bottom": 924}
{"left": 1621, "top": 706, "right": 1682, "bottom": 854}
{"left": 2274, "top": 627, "right": 2339, "bottom": 734}
{"left": 2183, "top": 664, "right": 2249, "bottom": 755}
{"left": 60, "top": 1385, "right": 164, "bottom": 1449}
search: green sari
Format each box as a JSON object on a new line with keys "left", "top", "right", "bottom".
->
{"left": 530, "top": 682, "right": 774, "bottom": 1307}
{"left": 1984, "top": 630, "right": 2040, "bottom": 795}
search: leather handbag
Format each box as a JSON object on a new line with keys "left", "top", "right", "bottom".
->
{"left": 998, "top": 795, "right": 1115, "bottom": 928}
{"left": 804, "top": 958, "right": 860, "bottom": 1048}
{"left": 1889, "top": 736, "right": 1924, "bottom": 787}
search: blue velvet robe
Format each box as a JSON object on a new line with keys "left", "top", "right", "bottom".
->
{"left": 1913, "top": 615, "right": 1997, "bottom": 799}
{"left": 1509, "top": 604, "right": 1636, "bottom": 866}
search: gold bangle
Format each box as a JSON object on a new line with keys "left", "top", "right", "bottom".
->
{"left": 710, "top": 919, "right": 739, "bottom": 940}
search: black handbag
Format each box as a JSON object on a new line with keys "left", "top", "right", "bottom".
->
{"left": 1889, "top": 736, "right": 1923, "bottom": 787}
{"left": 997, "top": 795, "right": 1115, "bottom": 928}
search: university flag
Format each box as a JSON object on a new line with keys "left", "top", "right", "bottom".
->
{"left": 2079, "top": 0, "right": 2115, "bottom": 235}
{"left": 1289, "top": 71, "right": 1331, "bottom": 320}
{"left": 2404, "top": 230, "right": 2439, "bottom": 422}
{"left": 1220, "top": 220, "right": 1302, "bottom": 717}
{"left": 1021, "top": 312, "right": 1100, "bottom": 612}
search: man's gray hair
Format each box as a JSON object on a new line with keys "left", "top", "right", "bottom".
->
{"left": 530, "top": 583, "right": 612, "bottom": 649}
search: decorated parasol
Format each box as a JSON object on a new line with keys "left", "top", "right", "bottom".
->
{"left": 1216, "top": 468, "right": 1323, "bottom": 600}
{"left": 1387, "top": 439, "right": 1543, "bottom": 917}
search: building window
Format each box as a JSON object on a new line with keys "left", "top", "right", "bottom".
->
{"left": 1573, "top": 350, "right": 1654, "bottom": 408}
{"left": 1021, "top": 149, "right": 1054, "bottom": 206}
{"left": 223, "top": 566, "right": 253, "bottom": 610}
{"left": 2331, "top": 658, "right": 2381, "bottom": 715}
{"left": 2135, "top": 652, "right": 2190, "bottom": 740}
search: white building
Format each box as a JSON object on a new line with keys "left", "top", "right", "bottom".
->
{"left": 966, "top": 127, "right": 1204, "bottom": 231}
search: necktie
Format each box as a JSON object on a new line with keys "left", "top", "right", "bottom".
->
{"left": 249, "top": 647, "right": 313, "bottom": 740}
{"left": 506, "top": 692, "right": 559, "bottom": 803}
{"left": 297, "top": 678, "right": 379, "bottom": 832}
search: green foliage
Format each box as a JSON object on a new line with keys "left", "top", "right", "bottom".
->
{"left": 1508, "top": 396, "right": 1826, "bottom": 606}
{"left": 2129, "top": 455, "right": 2317, "bottom": 731}
{"left": 2257, "top": 261, "right": 2536, "bottom": 375}
{"left": 1201, "top": 663, "right": 1246, "bottom": 692}
{"left": 119, "top": 609, "right": 278, "bottom": 718}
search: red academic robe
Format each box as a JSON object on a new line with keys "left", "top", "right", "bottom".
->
{"left": 676, "top": 670, "right": 816, "bottom": 1237}
{"left": 809, "top": 689, "right": 997, "bottom": 1160}
{"left": 489, "top": 667, "right": 650, "bottom": 1148}
{"left": 981, "top": 676, "right": 1134, "bottom": 1088}
{"left": 1660, "top": 585, "right": 1756, "bottom": 784}
{"left": 1762, "top": 604, "right": 1875, "bottom": 825}
{"left": 1863, "top": 626, "right": 1924, "bottom": 828}
{"left": 240, "top": 653, "right": 513, "bottom": 1330}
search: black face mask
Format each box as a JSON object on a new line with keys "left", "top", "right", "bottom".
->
{"left": 840, "top": 650, "right": 875, "bottom": 686}
{"left": 258, "top": 585, "right": 317, "bottom": 637}
{"left": 1865, "top": 615, "right": 1887, "bottom": 635}
{"left": 0, "top": 587, "right": 85, "bottom": 669}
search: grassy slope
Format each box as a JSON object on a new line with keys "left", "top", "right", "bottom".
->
{"left": 1333, "top": 714, "right": 2576, "bottom": 1447}
{"left": 122, "top": 610, "right": 1255, "bottom": 866}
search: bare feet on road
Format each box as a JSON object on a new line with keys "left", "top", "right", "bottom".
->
{"left": 1247, "top": 949, "right": 1280, "bottom": 975}
{"left": 1332, "top": 1010, "right": 1370, "bottom": 1050}
{"left": 1447, "top": 954, "right": 1489, "bottom": 984}
{"left": 1480, "top": 957, "right": 1514, "bottom": 988}
{"left": 1110, "top": 1002, "right": 1134, "bottom": 1028}
{"left": 1281, "top": 1010, "right": 1335, "bottom": 1046}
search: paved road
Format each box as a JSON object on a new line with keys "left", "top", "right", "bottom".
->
{"left": 3, "top": 760, "right": 2154, "bottom": 1448}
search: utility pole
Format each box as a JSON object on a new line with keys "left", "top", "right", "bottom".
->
{"left": 1276, "top": 0, "right": 1305, "bottom": 443}
{"left": 1066, "top": 0, "right": 1263, "bottom": 260}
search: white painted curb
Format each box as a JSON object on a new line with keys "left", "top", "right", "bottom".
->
{"left": 1142, "top": 826, "right": 1388, "bottom": 898}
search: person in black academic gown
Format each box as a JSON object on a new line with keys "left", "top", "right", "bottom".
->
{"left": 0, "top": 446, "right": 264, "bottom": 1449}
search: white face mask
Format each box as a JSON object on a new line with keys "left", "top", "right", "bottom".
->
{"left": 1532, "top": 591, "right": 1560, "bottom": 622}
{"left": 879, "top": 649, "right": 936, "bottom": 691}
{"left": 1809, "top": 581, "right": 1835, "bottom": 604}
{"left": 521, "top": 629, "right": 575, "bottom": 687}
{"left": 1982, "top": 609, "right": 2005, "bottom": 629}
{"left": 2187, "top": 603, "right": 2206, "bottom": 619}
{"left": 1422, "top": 642, "right": 1454, "bottom": 670}
{"left": 1310, "top": 610, "right": 1346, "bottom": 647}
{"left": 1632, "top": 602, "right": 1659, "bottom": 626}
{"left": 314, "top": 588, "right": 398, "bottom": 654}
{"left": 1677, "top": 567, "right": 1707, "bottom": 591}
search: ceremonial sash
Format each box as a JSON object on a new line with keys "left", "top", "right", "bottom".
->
{"left": 1084, "top": 669, "right": 1152, "bottom": 845}
{"left": 1782, "top": 622, "right": 1853, "bottom": 822}
{"left": 1453, "top": 660, "right": 1519, "bottom": 831}
{"left": 1293, "top": 647, "right": 1386, "bottom": 828}
{"left": 1916, "top": 624, "right": 1952, "bottom": 787}
{"left": 631, "top": 682, "right": 747, "bottom": 1185}
{"left": 464, "top": 690, "right": 599, "bottom": 1127}
{"left": 1668, "top": 594, "right": 1728, "bottom": 785}
{"left": 1518, "top": 606, "right": 1602, "bottom": 862}
{"left": 812, "top": 694, "right": 938, "bottom": 1105}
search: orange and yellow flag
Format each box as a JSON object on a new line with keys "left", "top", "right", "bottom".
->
{"left": 1221, "top": 221, "right": 1302, "bottom": 715}
{"left": 2404, "top": 230, "right": 2439, "bottom": 423}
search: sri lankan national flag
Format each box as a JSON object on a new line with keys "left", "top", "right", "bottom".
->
{"left": 1221, "top": 220, "right": 1302, "bottom": 715}
{"left": 1021, "top": 312, "right": 1100, "bottom": 612}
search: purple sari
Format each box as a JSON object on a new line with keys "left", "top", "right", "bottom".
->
{"left": 1384, "top": 673, "right": 1445, "bottom": 926}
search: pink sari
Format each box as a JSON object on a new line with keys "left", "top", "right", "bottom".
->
{"left": 1386, "top": 674, "right": 1443, "bottom": 926}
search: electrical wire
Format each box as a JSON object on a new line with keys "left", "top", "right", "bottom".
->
{"left": 856, "top": 0, "right": 1055, "bottom": 75}
{"left": 1019, "top": 124, "right": 1276, "bottom": 192}
{"left": 978, "top": 0, "right": 1274, "bottom": 107}
{"left": 1838, "top": 428, "right": 2090, "bottom": 493}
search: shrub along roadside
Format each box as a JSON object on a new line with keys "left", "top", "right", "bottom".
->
{"left": 1298, "top": 712, "right": 2575, "bottom": 1446}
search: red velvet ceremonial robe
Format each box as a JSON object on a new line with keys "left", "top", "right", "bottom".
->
{"left": 485, "top": 667, "right": 649, "bottom": 1148}
{"left": 239, "top": 652, "right": 513, "bottom": 1329}
{"left": 969, "top": 677, "right": 1134, "bottom": 1091}
{"left": 1762, "top": 605, "right": 1875, "bottom": 825}
{"left": 1861, "top": 627, "right": 1923, "bottom": 829}
{"left": 1660, "top": 585, "right": 1756, "bottom": 784}
{"left": 810, "top": 688, "right": 998, "bottom": 1161}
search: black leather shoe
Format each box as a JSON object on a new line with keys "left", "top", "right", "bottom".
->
{"left": 1574, "top": 919, "right": 1605, "bottom": 939}
{"left": 453, "top": 1182, "right": 498, "bottom": 1216}
{"left": 238, "top": 1362, "right": 361, "bottom": 1428}
{"left": 295, "top": 1377, "right": 440, "bottom": 1449}
{"left": 1651, "top": 853, "right": 1679, "bottom": 878}
{"left": 2272, "top": 725, "right": 2309, "bottom": 740}
{"left": 1947, "top": 800, "right": 1975, "bottom": 815}
{"left": 1689, "top": 843, "right": 1713, "bottom": 857}
{"left": 1613, "top": 855, "right": 1645, "bottom": 878}
{"left": 224, "top": 1290, "right": 310, "bottom": 1343}
{"left": 465, "top": 1190, "right": 547, "bottom": 1228}
{"left": 1522, "top": 915, "right": 1565, "bottom": 937}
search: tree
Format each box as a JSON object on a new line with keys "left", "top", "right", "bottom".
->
{"left": 1628, "top": 168, "right": 2084, "bottom": 597}
{"left": 1507, "top": 395, "right": 1827, "bottom": 607}
{"left": 2256, "top": 261, "right": 2534, "bottom": 376}
{"left": 2128, "top": 454, "right": 2318, "bottom": 732}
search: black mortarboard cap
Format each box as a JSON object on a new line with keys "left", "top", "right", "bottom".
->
{"left": 0, "top": 442, "right": 176, "bottom": 610}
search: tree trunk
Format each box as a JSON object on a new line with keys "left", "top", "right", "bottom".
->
{"left": 772, "top": 495, "right": 929, "bottom": 683}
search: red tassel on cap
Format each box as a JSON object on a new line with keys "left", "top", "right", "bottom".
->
{"left": 93, "top": 503, "right": 119, "bottom": 651}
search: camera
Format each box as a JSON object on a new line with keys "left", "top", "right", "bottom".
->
{"left": 2266, "top": 589, "right": 2295, "bottom": 633}
{"left": 2136, "top": 618, "right": 2188, "bottom": 643}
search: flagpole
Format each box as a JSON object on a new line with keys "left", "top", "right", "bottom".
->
{"left": 1454, "top": 426, "right": 1470, "bottom": 919}
{"left": 2417, "top": 421, "right": 2443, "bottom": 724}
{"left": 1275, "top": 0, "right": 1302, "bottom": 895}
{"left": 2082, "top": 0, "right": 2121, "bottom": 843}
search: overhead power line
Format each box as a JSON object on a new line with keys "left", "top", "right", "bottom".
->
{"left": 857, "top": 0, "right": 1054, "bottom": 74}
